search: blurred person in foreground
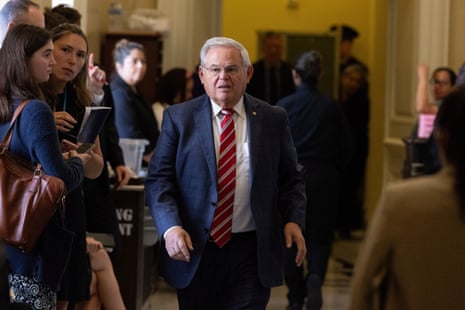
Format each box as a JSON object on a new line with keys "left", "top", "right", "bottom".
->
{"left": 145, "top": 36, "right": 306, "bottom": 309}
{"left": 350, "top": 87, "right": 465, "bottom": 310}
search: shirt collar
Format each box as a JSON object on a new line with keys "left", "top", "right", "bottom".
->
{"left": 211, "top": 97, "right": 245, "bottom": 120}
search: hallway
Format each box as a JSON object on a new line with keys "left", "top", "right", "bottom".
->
{"left": 142, "top": 233, "right": 362, "bottom": 310}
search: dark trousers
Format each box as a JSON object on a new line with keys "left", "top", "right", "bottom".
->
{"left": 284, "top": 241, "right": 332, "bottom": 305}
{"left": 177, "top": 232, "right": 270, "bottom": 310}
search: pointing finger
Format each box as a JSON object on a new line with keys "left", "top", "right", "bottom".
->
{"left": 88, "top": 52, "right": 95, "bottom": 69}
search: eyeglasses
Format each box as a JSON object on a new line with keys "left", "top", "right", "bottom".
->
{"left": 429, "top": 79, "right": 451, "bottom": 87}
{"left": 202, "top": 65, "right": 243, "bottom": 77}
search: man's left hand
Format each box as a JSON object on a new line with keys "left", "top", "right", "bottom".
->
{"left": 284, "top": 222, "right": 306, "bottom": 266}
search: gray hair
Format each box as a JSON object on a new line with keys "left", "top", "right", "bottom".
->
{"left": 200, "top": 36, "right": 251, "bottom": 67}
{"left": 0, "top": 0, "right": 40, "bottom": 42}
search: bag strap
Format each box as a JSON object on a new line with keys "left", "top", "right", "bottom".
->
{"left": 0, "top": 100, "right": 30, "bottom": 149}
{"left": 0, "top": 101, "right": 41, "bottom": 171}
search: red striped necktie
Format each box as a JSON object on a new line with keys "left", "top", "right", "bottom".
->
{"left": 210, "top": 108, "right": 236, "bottom": 247}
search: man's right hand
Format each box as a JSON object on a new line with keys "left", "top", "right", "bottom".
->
{"left": 164, "top": 226, "right": 194, "bottom": 262}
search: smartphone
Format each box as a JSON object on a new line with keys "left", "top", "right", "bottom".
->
{"left": 76, "top": 142, "right": 95, "bottom": 154}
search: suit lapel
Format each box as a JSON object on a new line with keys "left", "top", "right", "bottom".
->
{"left": 193, "top": 97, "right": 217, "bottom": 183}
{"left": 244, "top": 95, "right": 261, "bottom": 184}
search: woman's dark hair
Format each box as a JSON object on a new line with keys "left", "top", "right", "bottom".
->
{"left": 41, "top": 23, "right": 90, "bottom": 109}
{"left": 294, "top": 50, "right": 322, "bottom": 85}
{"left": 44, "top": 4, "right": 81, "bottom": 30}
{"left": 435, "top": 87, "right": 465, "bottom": 219}
{"left": 51, "top": 4, "right": 81, "bottom": 25}
{"left": 0, "top": 24, "right": 51, "bottom": 121}
{"left": 154, "top": 68, "right": 191, "bottom": 105}
{"left": 44, "top": 8, "right": 67, "bottom": 30}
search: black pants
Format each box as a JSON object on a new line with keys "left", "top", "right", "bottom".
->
{"left": 283, "top": 241, "right": 332, "bottom": 305}
{"left": 177, "top": 232, "right": 270, "bottom": 310}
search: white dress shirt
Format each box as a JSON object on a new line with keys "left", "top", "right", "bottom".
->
{"left": 211, "top": 97, "right": 256, "bottom": 233}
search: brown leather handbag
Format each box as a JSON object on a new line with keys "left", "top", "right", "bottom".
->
{"left": 0, "top": 101, "right": 67, "bottom": 252}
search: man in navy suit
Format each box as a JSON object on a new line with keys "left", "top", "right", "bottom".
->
{"left": 145, "top": 36, "right": 307, "bottom": 309}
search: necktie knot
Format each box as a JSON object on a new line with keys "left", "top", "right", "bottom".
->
{"left": 220, "top": 108, "right": 234, "bottom": 116}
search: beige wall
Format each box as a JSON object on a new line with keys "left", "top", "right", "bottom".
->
{"left": 449, "top": 0, "right": 465, "bottom": 69}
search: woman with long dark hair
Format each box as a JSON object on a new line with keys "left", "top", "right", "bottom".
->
{"left": 39, "top": 23, "right": 105, "bottom": 310}
{"left": 0, "top": 24, "right": 87, "bottom": 309}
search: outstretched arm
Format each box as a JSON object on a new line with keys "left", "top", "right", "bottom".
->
{"left": 416, "top": 64, "right": 438, "bottom": 114}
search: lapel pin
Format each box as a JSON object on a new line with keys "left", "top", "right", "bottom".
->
{"left": 252, "top": 111, "right": 257, "bottom": 116}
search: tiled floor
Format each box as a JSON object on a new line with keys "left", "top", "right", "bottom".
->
{"left": 141, "top": 234, "right": 362, "bottom": 310}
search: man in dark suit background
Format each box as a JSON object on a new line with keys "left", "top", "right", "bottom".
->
{"left": 329, "top": 24, "right": 368, "bottom": 76}
{"left": 278, "top": 51, "right": 353, "bottom": 310}
{"left": 145, "top": 36, "right": 307, "bottom": 309}
{"left": 330, "top": 24, "right": 370, "bottom": 238}
{"left": 247, "top": 31, "right": 295, "bottom": 105}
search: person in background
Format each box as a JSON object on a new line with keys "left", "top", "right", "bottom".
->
{"left": 415, "top": 65, "right": 456, "bottom": 115}
{"left": 337, "top": 64, "right": 370, "bottom": 239}
{"left": 0, "top": 0, "right": 44, "bottom": 46}
{"left": 191, "top": 63, "right": 206, "bottom": 98}
{"left": 329, "top": 24, "right": 368, "bottom": 77}
{"left": 0, "top": 2, "right": 85, "bottom": 309}
{"left": 83, "top": 53, "right": 131, "bottom": 260}
{"left": 43, "top": 7, "right": 67, "bottom": 30}
{"left": 145, "top": 36, "right": 307, "bottom": 309}
{"left": 0, "top": 23, "right": 88, "bottom": 309}
{"left": 40, "top": 23, "right": 105, "bottom": 310}
{"left": 48, "top": 3, "right": 81, "bottom": 25}
{"left": 152, "top": 67, "right": 194, "bottom": 131}
{"left": 43, "top": 4, "right": 107, "bottom": 107}
{"left": 408, "top": 65, "right": 457, "bottom": 176}
{"left": 350, "top": 87, "right": 465, "bottom": 310}
{"left": 246, "top": 31, "right": 295, "bottom": 105}
{"left": 45, "top": 2, "right": 131, "bottom": 261}
{"left": 278, "top": 51, "right": 353, "bottom": 310}
{"left": 111, "top": 39, "right": 159, "bottom": 164}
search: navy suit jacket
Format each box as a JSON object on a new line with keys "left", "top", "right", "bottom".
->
{"left": 145, "top": 93, "right": 306, "bottom": 289}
